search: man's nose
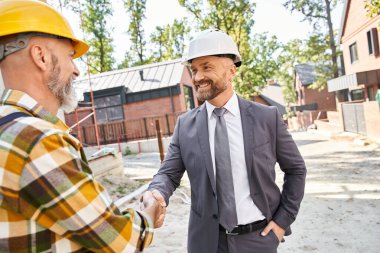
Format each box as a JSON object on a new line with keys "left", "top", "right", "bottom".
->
{"left": 73, "top": 62, "right": 80, "bottom": 77}
{"left": 193, "top": 71, "right": 204, "bottom": 83}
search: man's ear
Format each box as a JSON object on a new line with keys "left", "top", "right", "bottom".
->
{"left": 29, "top": 44, "right": 50, "bottom": 72}
{"left": 229, "top": 64, "right": 237, "bottom": 81}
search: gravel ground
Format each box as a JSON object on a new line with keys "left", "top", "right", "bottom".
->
{"left": 96, "top": 131, "right": 380, "bottom": 253}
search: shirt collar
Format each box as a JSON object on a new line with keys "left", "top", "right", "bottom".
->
{"left": 205, "top": 92, "right": 240, "bottom": 120}
{"left": 0, "top": 89, "right": 69, "bottom": 131}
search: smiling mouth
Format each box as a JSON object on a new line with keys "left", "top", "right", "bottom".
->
{"left": 196, "top": 82, "right": 211, "bottom": 89}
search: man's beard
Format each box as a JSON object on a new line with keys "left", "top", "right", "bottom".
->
{"left": 47, "top": 54, "right": 78, "bottom": 113}
{"left": 194, "top": 73, "right": 228, "bottom": 102}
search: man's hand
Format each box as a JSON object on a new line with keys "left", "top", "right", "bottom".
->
{"left": 261, "top": 220, "right": 285, "bottom": 242}
{"left": 140, "top": 190, "right": 166, "bottom": 228}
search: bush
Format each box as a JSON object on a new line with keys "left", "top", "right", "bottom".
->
{"left": 123, "top": 146, "right": 132, "bottom": 156}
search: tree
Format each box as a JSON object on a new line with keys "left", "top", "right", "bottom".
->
{"left": 150, "top": 18, "right": 190, "bottom": 62}
{"left": 179, "top": 0, "right": 280, "bottom": 99}
{"left": 122, "top": 0, "right": 151, "bottom": 66}
{"left": 366, "top": 0, "right": 380, "bottom": 29}
{"left": 82, "top": 0, "right": 114, "bottom": 74}
{"left": 178, "top": 0, "right": 255, "bottom": 54}
{"left": 51, "top": 0, "right": 115, "bottom": 74}
{"left": 276, "top": 39, "right": 308, "bottom": 107}
{"left": 366, "top": 0, "right": 380, "bottom": 16}
{"left": 284, "top": 0, "right": 340, "bottom": 81}
{"left": 235, "top": 33, "right": 281, "bottom": 97}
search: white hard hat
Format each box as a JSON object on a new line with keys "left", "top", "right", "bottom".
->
{"left": 183, "top": 29, "right": 242, "bottom": 67}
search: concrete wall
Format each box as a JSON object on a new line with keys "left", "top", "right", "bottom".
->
{"left": 84, "top": 137, "right": 172, "bottom": 156}
{"left": 88, "top": 152, "right": 124, "bottom": 179}
{"left": 363, "top": 101, "right": 380, "bottom": 141}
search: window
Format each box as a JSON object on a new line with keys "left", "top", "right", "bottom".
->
{"left": 367, "top": 31, "right": 374, "bottom": 55}
{"left": 94, "top": 95, "right": 123, "bottom": 123}
{"left": 349, "top": 42, "right": 359, "bottom": 63}
{"left": 184, "top": 85, "right": 195, "bottom": 110}
{"left": 351, "top": 89, "right": 364, "bottom": 101}
{"left": 368, "top": 86, "right": 375, "bottom": 101}
{"left": 367, "top": 28, "right": 380, "bottom": 56}
{"left": 337, "top": 89, "right": 349, "bottom": 102}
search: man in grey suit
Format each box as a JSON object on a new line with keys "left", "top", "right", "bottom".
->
{"left": 142, "top": 29, "right": 306, "bottom": 253}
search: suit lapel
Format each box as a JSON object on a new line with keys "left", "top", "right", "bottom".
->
{"left": 239, "top": 97, "right": 255, "bottom": 185}
{"left": 196, "top": 104, "right": 216, "bottom": 194}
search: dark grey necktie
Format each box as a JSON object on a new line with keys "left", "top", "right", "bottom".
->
{"left": 213, "top": 107, "right": 238, "bottom": 232}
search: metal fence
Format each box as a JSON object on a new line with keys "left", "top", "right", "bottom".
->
{"left": 71, "top": 112, "right": 183, "bottom": 146}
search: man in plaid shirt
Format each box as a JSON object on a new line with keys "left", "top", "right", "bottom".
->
{"left": 0, "top": 0, "right": 161, "bottom": 252}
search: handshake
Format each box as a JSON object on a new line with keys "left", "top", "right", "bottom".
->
{"left": 140, "top": 190, "right": 167, "bottom": 228}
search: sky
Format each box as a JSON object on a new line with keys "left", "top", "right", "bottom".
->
{"left": 62, "top": 0, "right": 344, "bottom": 66}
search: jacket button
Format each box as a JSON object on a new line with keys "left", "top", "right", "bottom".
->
{"left": 212, "top": 214, "right": 218, "bottom": 220}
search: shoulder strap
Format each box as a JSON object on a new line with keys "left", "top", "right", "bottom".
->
{"left": 0, "top": 112, "right": 30, "bottom": 127}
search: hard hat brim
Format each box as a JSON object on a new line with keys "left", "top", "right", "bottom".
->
{"left": 72, "top": 38, "right": 89, "bottom": 59}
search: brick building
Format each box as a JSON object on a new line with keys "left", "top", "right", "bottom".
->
{"left": 289, "top": 64, "right": 336, "bottom": 130}
{"left": 252, "top": 82, "right": 286, "bottom": 116}
{"left": 65, "top": 59, "right": 197, "bottom": 145}
{"left": 321, "top": 0, "right": 380, "bottom": 141}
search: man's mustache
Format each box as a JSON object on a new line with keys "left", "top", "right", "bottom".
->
{"left": 194, "top": 79, "right": 213, "bottom": 88}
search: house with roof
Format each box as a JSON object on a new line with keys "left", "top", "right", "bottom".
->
{"left": 65, "top": 59, "right": 196, "bottom": 145}
{"left": 252, "top": 81, "right": 286, "bottom": 116}
{"left": 289, "top": 64, "right": 336, "bottom": 130}
{"left": 321, "top": 0, "right": 380, "bottom": 140}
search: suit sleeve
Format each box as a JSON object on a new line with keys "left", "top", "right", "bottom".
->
{"left": 272, "top": 109, "right": 307, "bottom": 230}
{"left": 148, "top": 116, "right": 186, "bottom": 205}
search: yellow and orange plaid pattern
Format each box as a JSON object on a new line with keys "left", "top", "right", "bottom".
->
{"left": 0, "top": 89, "right": 154, "bottom": 252}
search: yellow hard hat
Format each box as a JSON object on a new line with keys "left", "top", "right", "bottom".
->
{"left": 0, "top": 0, "right": 89, "bottom": 58}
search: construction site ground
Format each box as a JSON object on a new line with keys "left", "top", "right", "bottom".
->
{"left": 91, "top": 130, "right": 380, "bottom": 253}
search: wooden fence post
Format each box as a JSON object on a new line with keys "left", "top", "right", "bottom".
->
{"left": 155, "top": 120, "right": 165, "bottom": 162}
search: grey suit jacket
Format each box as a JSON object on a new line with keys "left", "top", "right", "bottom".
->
{"left": 149, "top": 97, "right": 306, "bottom": 253}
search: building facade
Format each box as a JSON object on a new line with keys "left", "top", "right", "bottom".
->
{"left": 65, "top": 59, "right": 197, "bottom": 145}
{"left": 290, "top": 64, "right": 336, "bottom": 130}
{"left": 325, "top": 0, "right": 380, "bottom": 140}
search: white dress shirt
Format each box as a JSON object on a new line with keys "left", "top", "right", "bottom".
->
{"left": 205, "top": 93, "right": 265, "bottom": 225}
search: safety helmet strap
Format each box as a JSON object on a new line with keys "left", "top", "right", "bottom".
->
{"left": 0, "top": 32, "right": 71, "bottom": 61}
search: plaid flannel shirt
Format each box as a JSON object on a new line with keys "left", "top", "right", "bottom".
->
{"left": 0, "top": 89, "right": 154, "bottom": 252}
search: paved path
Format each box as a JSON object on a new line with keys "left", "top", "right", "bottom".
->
{"left": 122, "top": 131, "right": 380, "bottom": 253}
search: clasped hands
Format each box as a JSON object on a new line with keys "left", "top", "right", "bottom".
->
{"left": 140, "top": 190, "right": 166, "bottom": 228}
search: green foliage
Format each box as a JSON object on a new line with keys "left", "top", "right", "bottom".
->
{"left": 283, "top": 0, "right": 340, "bottom": 80}
{"left": 365, "top": 0, "right": 380, "bottom": 29}
{"left": 179, "top": 0, "right": 280, "bottom": 99}
{"left": 178, "top": 0, "right": 255, "bottom": 51}
{"left": 366, "top": 0, "right": 380, "bottom": 16}
{"left": 235, "top": 33, "right": 281, "bottom": 98}
{"left": 49, "top": 0, "right": 115, "bottom": 74}
{"left": 123, "top": 0, "right": 151, "bottom": 66}
{"left": 150, "top": 18, "right": 190, "bottom": 62}
{"left": 123, "top": 146, "right": 132, "bottom": 156}
{"left": 276, "top": 39, "right": 307, "bottom": 106}
{"left": 81, "top": 0, "right": 115, "bottom": 74}
{"left": 304, "top": 32, "right": 340, "bottom": 90}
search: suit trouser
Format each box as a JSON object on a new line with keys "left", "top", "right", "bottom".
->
{"left": 217, "top": 229, "right": 280, "bottom": 253}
